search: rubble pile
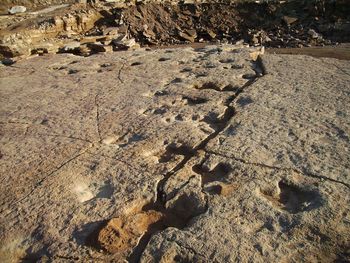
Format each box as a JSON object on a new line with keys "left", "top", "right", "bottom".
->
{"left": 0, "top": 0, "right": 349, "bottom": 60}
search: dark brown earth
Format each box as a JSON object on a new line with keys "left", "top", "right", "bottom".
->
{"left": 268, "top": 43, "right": 350, "bottom": 61}
{"left": 120, "top": 1, "right": 350, "bottom": 47}
{"left": 1, "top": 0, "right": 350, "bottom": 60}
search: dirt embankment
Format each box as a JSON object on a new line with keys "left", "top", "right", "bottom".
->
{"left": 120, "top": 1, "right": 350, "bottom": 47}
{"left": 0, "top": 0, "right": 349, "bottom": 59}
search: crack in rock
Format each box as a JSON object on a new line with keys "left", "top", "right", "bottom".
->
{"left": 117, "top": 60, "right": 127, "bottom": 83}
{"left": 155, "top": 76, "right": 260, "bottom": 206}
{"left": 206, "top": 150, "right": 350, "bottom": 189}
{"left": 2, "top": 144, "right": 93, "bottom": 215}
{"left": 110, "top": 70, "right": 264, "bottom": 261}
{"left": 37, "top": 133, "right": 93, "bottom": 144}
{"left": 79, "top": 55, "right": 268, "bottom": 261}
{"left": 94, "top": 93, "right": 102, "bottom": 142}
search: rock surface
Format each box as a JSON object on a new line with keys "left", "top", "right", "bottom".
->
{"left": 0, "top": 45, "right": 349, "bottom": 262}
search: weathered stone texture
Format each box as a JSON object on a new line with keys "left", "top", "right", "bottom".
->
{"left": 0, "top": 45, "right": 349, "bottom": 262}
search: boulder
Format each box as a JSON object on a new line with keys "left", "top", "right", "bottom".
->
{"left": 62, "top": 42, "right": 81, "bottom": 52}
{"left": 87, "top": 42, "right": 113, "bottom": 53}
{"left": 308, "top": 29, "right": 323, "bottom": 39}
{"left": 178, "top": 29, "right": 197, "bottom": 43}
{"left": 112, "top": 36, "right": 138, "bottom": 50}
{"left": 206, "top": 29, "right": 217, "bottom": 39}
{"left": 1, "top": 58, "right": 15, "bottom": 66}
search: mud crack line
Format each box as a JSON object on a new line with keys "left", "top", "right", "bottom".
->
{"left": 206, "top": 150, "right": 350, "bottom": 189}
{"left": 326, "top": 61, "right": 350, "bottom": 77}
{"left": 156, "top": 76, "right": 261, "bottom": 205}
{"left": 37, "top": 133, "right": 93, "bottom": 144}
{"left": 122, "top": 61, "right": 264, "bottom": 262}
{"left": 95, "top": 93, "right": 102, "bottom": 142}
{"left": 117, "top": 60, "right": 127, "bottom": 83}
{"left": 3, "top": 144, "right": 93, "bottom": 215}
{"left": 125, "top": 76, "right": 261, "bottom": 263}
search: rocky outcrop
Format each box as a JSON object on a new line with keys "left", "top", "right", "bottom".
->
{"left": 0, "top": 7, "right": 103, "bottom": 57}
{"left": 0, "top": 44, "right": 349, "bottom": 262}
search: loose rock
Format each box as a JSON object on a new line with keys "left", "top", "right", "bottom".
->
{"left": 8, "top": 6, "right": 26, "bottom": 14}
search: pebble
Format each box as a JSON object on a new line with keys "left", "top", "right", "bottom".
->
{"left": 308, "top": 29, "right": 322, "bottom": 39}
{"left": 62, "top": 42, "right": 81, "bottom": 52}
{"left": 1, "top": 58, "right": 15, "bottom": 66}
{"left": 8, "top": 6, "right": 26, "bottom": 15}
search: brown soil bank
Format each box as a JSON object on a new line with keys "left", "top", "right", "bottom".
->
{"left": 268, "top": 43, "right": 350, "bottom": 61}
{"left": 0, "top": 0, "right": 349, "bottom": 58}
{"left": 120, "top": 0, "right": 350, "bottom": 47}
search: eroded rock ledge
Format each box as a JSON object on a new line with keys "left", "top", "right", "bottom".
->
{"left": 0, "top": 45, "right": 349, "bottom": 262}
